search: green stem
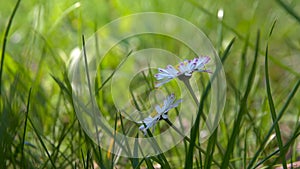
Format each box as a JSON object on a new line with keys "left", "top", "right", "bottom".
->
{"left": 0, "top": 0, "right": 21, "bottom": 94}
{"left": 181, "top": 77, "right": 199, "bottom": 105}
{"left": 180, "top": 77, "right": 212, "bottom": 130}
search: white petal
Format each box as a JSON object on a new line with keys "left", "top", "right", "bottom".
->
{"left": 155, "top": 72, "right": 175, "bottom": 80}
{"left": 162, "top": 113, "right": 168, "bottom": 119}
{"left": 155, "top": 79, "right": 172, "bottom": 87}
{"left": 138, "top": 94, "right": 182, "bottom": 135}
{"left": 168, "top": 99, "right": 183, "bottom": 110}
{"left": 155, "top": 105, "right": 163, "bottom": 114}
{"left": 194, "top": 56, "right": 210, "bottom": 70}
{"left": 165, "top": 65, "right": 179, "bottom": 76}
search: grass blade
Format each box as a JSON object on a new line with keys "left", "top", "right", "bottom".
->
{"left": 243, "top": 128, "right": 247, "bottom": 169}
{"left": 28, "top": 117, "right": 56, "bottom": 168}
{"left": 239, "top": 33, "right": 249, "bottom": 89}
{"left": 0, "top": 0, "right": 21, "bottom": 94}
{"left": 51, "top": 74, "right": 72, "bottom": 98}
{"left": 134, "top": 158, "right": 145, "bottom": 169}
{"left": 144, "top": 157, "right": 155, "bottom": 169}
{"left": 247, "top": 79, "right": 300, "bottom": 168}
{"left": 253, "top": 120, "right": 300, "bottom": 168}
{"left": 146, "top": 130, "right": 171, "bottom": 169}
{"left": 265, "top": 44, "right": 287, "bottom": 169}
{"left": 95, "top": 50, "right": 132, "bottom": 93}
{"left": 204, "top": 128, "right": 218, "bottom": 169}
{"left": 221, "top": 38, "right": 236, "bottom": 63}
{"left": 81, "top": 149, "right": 86, "bottom": 169}
{"left": 221, "top": 31, "right": 260, "bottom": 168}
{"left": 91, "top": 144, "right": 106, "bottom": 169}
{"left": 275, "top": 0, "right": 300, "bottom": 23}
{"left": 185, "top": 37, "right": 235, "bottom": 169}
{"left": 21, "top": 88, "right": 32, "bottom": 168}
{"left": 132, "top": 134, "right": 140, "bottom": 169}
{"left": 82, "top": 35, "right": 101, "bottom": 147}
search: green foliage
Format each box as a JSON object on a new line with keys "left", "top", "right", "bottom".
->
{"left": 1, "top": 0, "right": 300, "bottom": 168}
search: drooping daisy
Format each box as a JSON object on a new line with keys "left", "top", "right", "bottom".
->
{"left": 139, "top": 93, "right": 182, "bottom": 135}
{"left": 154, "top": 56, "right": 211, "bottom": 87}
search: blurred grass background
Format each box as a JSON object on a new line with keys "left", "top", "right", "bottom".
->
{"left": 0, "top": 0, "right": 300, "bottom": 168}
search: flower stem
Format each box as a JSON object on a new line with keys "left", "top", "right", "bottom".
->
{"left": 181, "top": 77, "right": 199, "bottom": 105}
{"left": 180, "top": 76, "right": 212, "bottom": 131}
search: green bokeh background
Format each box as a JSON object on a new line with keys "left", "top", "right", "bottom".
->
{"left": 1, "top": 0, "right": 300, "bottom": 168}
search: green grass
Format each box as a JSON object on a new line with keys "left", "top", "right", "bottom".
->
{"left": 1, "top": 0, "right": 300, "bottom": 168}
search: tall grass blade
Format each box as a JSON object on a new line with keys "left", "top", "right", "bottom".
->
{"left": 221, "top": 31, "right": 260, "bottom": 168}
{"left": 91, "top": 144, "right": 106, "bottom": 169}
{"left": 51, "top": 119, "right": 76, "bottom": 163}
{"left": 51, "top": 73, "right": 73, "bottom": 100}
{"left": 82, "top": 35, "right": 101, "bottom": 148}
{"left": 109, "top": 113, "right": 118, "bottom": 169}
{"left": 164, "top": 119, "right": 222, "bottom": 167}
{"left": 265, "top": 44, "right": 287, "bottom": 169}
{"left": 28, "top": 117, "right": 56, "bottom": 168}
{"left": 239, "top": 34, "right": 249, "bottom": 89}
{"left": 185, "top": 37, "right": 235, "bottom": 169}
{"left": 81, "top": 149, "right": 86, "bottom": 169}
{"left": 275, "top": 0, "right": 300, "bottom": 23}
{"left": 253, "top": 119, "right": 300, "bottom": 168}
{"left": 132, "top": 134, "right": 140, "bottom": 169}
{"left": 247, "top": 79, "right": 300, "bottom": 168}
{"left": 21, "top": 88, "right": 32, "bottom": 168}
{"left": 221, "top": 38, "right": 236, "bottom": 63}
{"left": 118, "top": 112, "right": 139, "bottom": 165}
{"left": 96, "top": 50, "right": 132, "bottom": 93}
{"left": 246, "top": 20, "right": 298, "bottom": 168}
{"left": 204, "top": 128, "right": 218, "bottom": 169}
{"left": 145, "top": 130, "right": 171, "bottom": 169}
{"left": 0, "top": 0, "right": 21, "bottom": 94}
{"left": 243, "top": 129, "right": 247, "bottom": 169}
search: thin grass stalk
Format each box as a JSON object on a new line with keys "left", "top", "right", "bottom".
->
{"left": 247, "top": 78, "right": 300, "bottom": 168}
{"left": 146, "top": 130, "right": 171, "bottom": 169}
{"left": 21, "top": 88, "right": 31, "bottom": 168}
{"left": 253, "top": 122, "right": 300, "bottom": 168}
{"left": 82, "top": 35, "right": 101, "bottom": 147}
{"left": 28, "top": 117, "right": 56, "bottom": 168}
{"left": 0, "top": 0, "right": 21, "bottom": 94}
{"left": 221, "top": 31, "right": 260, "bottom": 168}
{"left": 184, "top": 37, "right": 235, "bottom": 169}
{"left": 204, "top": 128, "right": 218, "bottom": 169}
{"left": 275, "top": 0, "right": 300, "bottom": 23}
{"left": 95, "top": 50, "right": 132, "bottom": 93}
{"left": 164, "top": 117, "right": 221, "bottom": 167}
{"left": 265, "top": 44, "right": 287, "bottom": 169}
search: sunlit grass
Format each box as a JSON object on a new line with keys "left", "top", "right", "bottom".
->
{"left": 1, "top": 0, "right": 300, "bottom": 168}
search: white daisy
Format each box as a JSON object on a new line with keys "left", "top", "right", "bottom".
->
{"left": 139, "top": 94, "right": 182, "bottom": 135}
{"left": 154, "top": 56, "right": 211, "bottom": 87}
{"left": 191, "top": 56, "right": 211, "bottom": 73}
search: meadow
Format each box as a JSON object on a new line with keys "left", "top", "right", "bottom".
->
{"left": 1, "top": 0, "right": 300, "bottom": 168}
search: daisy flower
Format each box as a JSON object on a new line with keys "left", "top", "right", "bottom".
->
{"left": 139, "top": 93, "right": 182, "bottom": 135}
{"left": 154, "top": 56, "right": 211, "bottom": 87}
